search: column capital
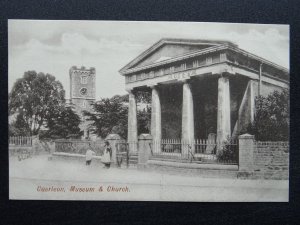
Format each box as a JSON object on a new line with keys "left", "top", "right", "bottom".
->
{"left": 182, "top": 79, "right": 192, "bottom": 84}
{"left": 149, "top": 85, "right": 158, "bottom": 90}
{"left": 218, "top": 72, "right": 231, "bottom": 79}
{"left": 126, "top": 88, "right": 137, "bottom": 95}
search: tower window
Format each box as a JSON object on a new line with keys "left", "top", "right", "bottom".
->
{"left": 82, "top": 101, "right": 87, "bottom": 108}
{"left": 81, "top": 76, "right": 88, "bottom": 84}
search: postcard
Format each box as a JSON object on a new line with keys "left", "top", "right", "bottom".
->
{"left": 8, "top": 20, "right": 289, "bottom": 201}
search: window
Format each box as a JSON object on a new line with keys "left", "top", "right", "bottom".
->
{"left": 81, "top": 76, "right": 88, "bottom": 84}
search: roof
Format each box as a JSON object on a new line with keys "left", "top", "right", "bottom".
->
{"left": 119, "top": 38, "right": 289, "bottom": 77}
{"left": 119, "top": 38, "right": 237, "bottom": 74}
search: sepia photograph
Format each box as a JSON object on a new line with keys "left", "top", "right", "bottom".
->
{"left": 8, "top": 20, "right": 289, "bottom": 201}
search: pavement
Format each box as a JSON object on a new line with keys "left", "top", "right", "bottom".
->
{"left": 9, "top": 155, "right": 289, "bottom": 201}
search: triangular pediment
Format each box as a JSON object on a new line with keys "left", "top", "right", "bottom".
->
{"left": 120, "top": 38, "right": 237, "bottom": 74}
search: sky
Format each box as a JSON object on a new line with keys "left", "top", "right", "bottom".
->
{"left": 8, "top": 20, "right": 289, "bottom": 99}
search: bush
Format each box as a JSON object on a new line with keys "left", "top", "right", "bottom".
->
{"left": 216, "top": 137, "right": 238, "bottom": 163}
{"left": 246, "top": 89, "right": 289, "bottom": 141}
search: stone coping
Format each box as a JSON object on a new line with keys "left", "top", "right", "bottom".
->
{"left": 148, "top": 160, "right": 238, "bottom": 171}
{"left": 52, "top": 152, "right": 102, "bottom": 160}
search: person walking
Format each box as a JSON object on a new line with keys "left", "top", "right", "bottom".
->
{"left": 85, "top": 144, "right": 95, "bottom": 166}
{"left": 102, "top": 140, "right": 112, "bottom": 169}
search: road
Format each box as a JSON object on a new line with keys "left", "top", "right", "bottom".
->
{"left": 9, "top": 155, "right": 289, "bottom": 201}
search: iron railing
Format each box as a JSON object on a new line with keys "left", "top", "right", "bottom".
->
{"left": 54, "top": 139, "right": 105, "bottom": 155}
{"left": 150, "top": 139, "right": 238, "bottom": 164}
{"left": 9, "top": 136, "right": 32, "bottom": 146}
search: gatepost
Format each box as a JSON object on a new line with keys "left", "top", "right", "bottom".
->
{"left": 238, "top": 134, "right": 254, "bottom": 177}
{"left": 105, "top": 134, "right": 122, "bottom": 165}
{"left": 137, "top": 134, "right": 153, "bottom": 169}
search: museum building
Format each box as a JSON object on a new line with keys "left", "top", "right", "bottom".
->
{"left": 119, "top": 38, "right": 289, "bottom": 151}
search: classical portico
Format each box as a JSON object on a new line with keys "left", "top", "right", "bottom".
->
{"left": 120, "top": 38, "right": 289, "bottom": 153}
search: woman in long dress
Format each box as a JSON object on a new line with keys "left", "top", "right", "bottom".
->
{"left": 102, "top": 141, "right": 112, "bottom": 169}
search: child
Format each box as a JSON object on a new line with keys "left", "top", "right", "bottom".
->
{"left": 101, "top": 141, "right": 112, "bottom": 169}
{"left": 85, "top": 144, "right": 95, "bottom": 166}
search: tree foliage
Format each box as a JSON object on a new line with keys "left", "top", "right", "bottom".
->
{"left": 9, "top": 71, "right": 66, "bottom": 135}
{"left": 41, "top": 105, "right": 82, "bottom": 139}
{"left": 84, "top": 93, "right": 152, "bottom": 139}
{"left": 247, "top": 89, "right": 289, "bottom": 141}
{"left": 137, "top": 106, "right": 151, "bottom": 134}
{"left": 9, "top": 114, "right": 31, "bottom": 136}
{"left": 84, "top": 97, "right": 128, "bottom": 139}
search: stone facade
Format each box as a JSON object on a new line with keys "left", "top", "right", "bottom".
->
{"left": 119, "top": 38, "right": 289, "bottom": 152}
{"left": 69, "top": 66, "right": 96, "bottom": 138}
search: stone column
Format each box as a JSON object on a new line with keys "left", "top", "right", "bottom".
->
{"left": 151, "top": 86, "right": 162, "bottom": 141}
{"left": 151, "top": 86, "right": 161, "bottom": 153}
{"left": 181, "top": 80, "right": 195, "bottom": 156}
{"left": 238, "top": 134, "right": 254, "bottom": 174}
{"left": 127, "top": 90, "right": 138, "bottom": 152}
{"left": 217, "top": 75, "right": 231, "bottom": 147}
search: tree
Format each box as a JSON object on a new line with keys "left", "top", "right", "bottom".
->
{"left": 84, "top": 97, "right": 128, "bottom": 139}
{"left": 84, "top": 92, "right": 152, "bottom": 139}
{"left": 9, "top": 113, "right": 31, "bottom": 136}
{"left": 9, "top": 71, "right": 65, "bottom": 135}
{"left": 42, "top": 105, "right": 82, "bottom": 139}
{"left": 137, "top": 106, "right": 151, "bottom": 134}
{"left": 247, "top": 89, "right": 289, "bottom": 141}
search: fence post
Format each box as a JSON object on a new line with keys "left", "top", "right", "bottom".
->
{"left": 105, "top": 134, "right": 122, "bottom": 165}
{"left": 238, "top": 134, "right": 254, "bottom": 174}
{"left": 32, "top": 135, "right": 40, "bottom": 155}
{"left": 137, "top": 134, "right": 153, "bottom": 169}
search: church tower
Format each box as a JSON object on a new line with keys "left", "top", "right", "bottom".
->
{"left": 69, "top": 66, "right": 96, "bottom": 139}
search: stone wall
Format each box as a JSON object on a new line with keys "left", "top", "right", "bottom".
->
{"left": 238, "top": 134, "right": 289, "bottom": 180}
{"left": 253, "top": 142, "right": 289, "bottom": 180}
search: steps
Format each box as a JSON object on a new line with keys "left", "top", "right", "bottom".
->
{"left": 128, "top": 152, "right": 138, "bottom": 165}
{"left": 150, "top": 154, "right": 217, "bottom": 164}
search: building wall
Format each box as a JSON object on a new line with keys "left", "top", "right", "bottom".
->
{"left": 160, "top": 84, "right": 182, "bottom": 139}
{"left": 192, "top": 77, "right": 218, "bottom": 139}
{"left": 260, "top": 81, "right": 285, "bottom": 97}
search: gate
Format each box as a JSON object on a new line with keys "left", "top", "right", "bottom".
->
{"left": 116, "top": 142, "right": 129, "bottom": 168}
{"left": 116, "top": 141, "right": 139, "bottom": 167}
